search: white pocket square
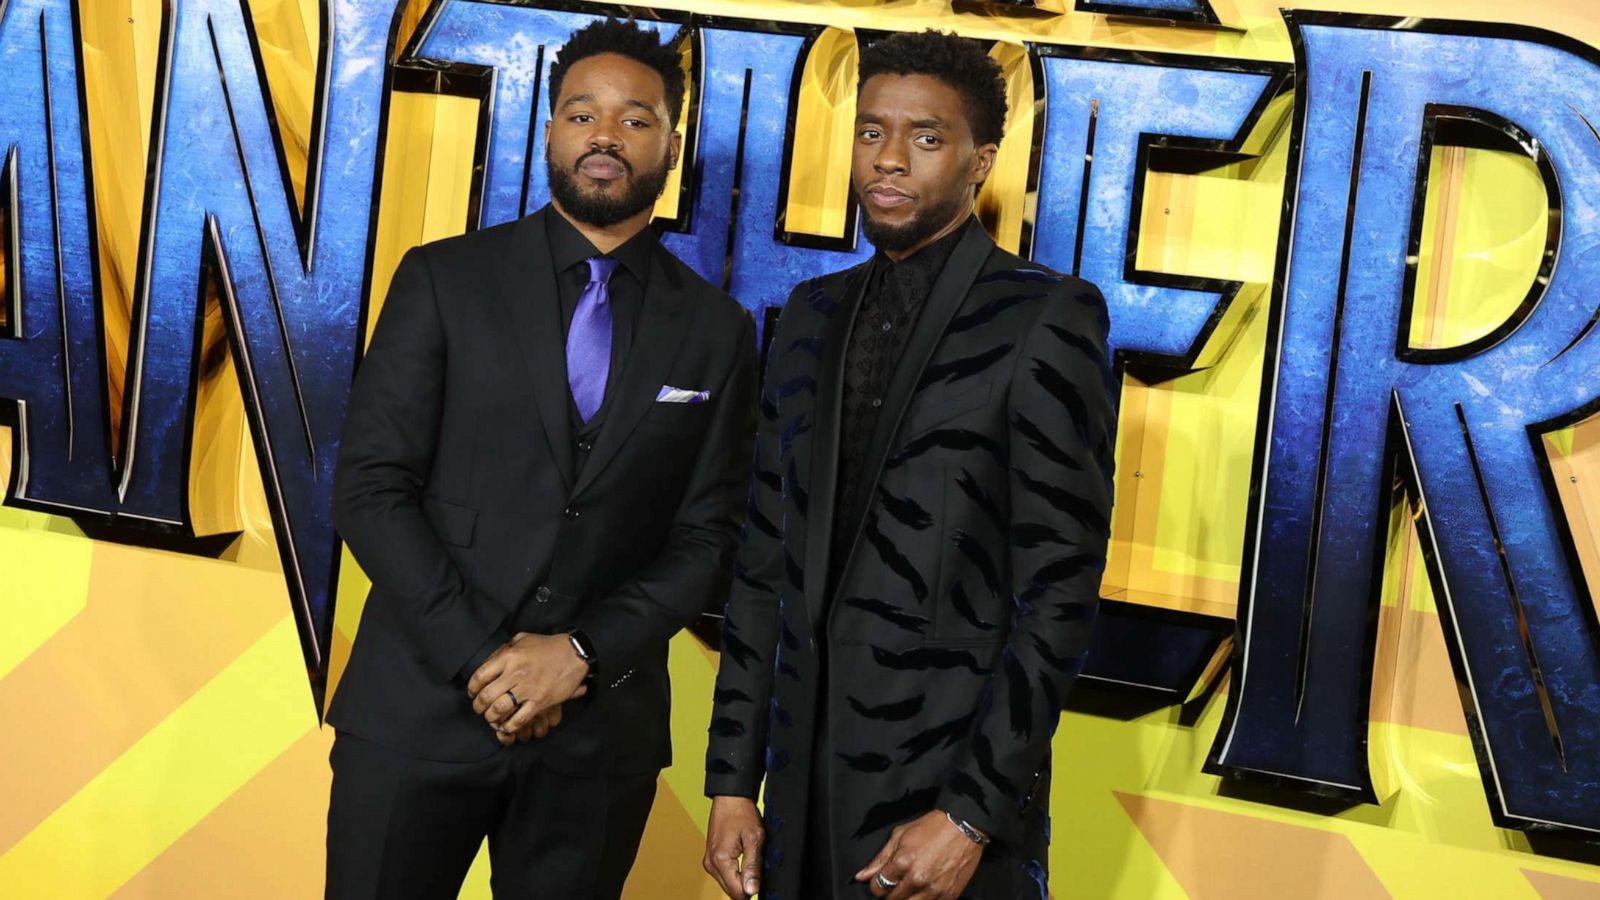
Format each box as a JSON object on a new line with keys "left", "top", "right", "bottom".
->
{"left": 655, "top": 385, "right": 711, "bottom": 404}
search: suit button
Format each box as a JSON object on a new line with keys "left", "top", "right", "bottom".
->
{"left": 563, "top": 507, "right": 579, "bottom": 520}
{"left": 536, "top": 586, "right": 552, "bottom": 603}
{"left": 578, "top": 440, "right": 593, "bottom": 452}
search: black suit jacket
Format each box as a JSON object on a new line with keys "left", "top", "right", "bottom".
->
{"left": 704, "top": 221, "right": 1116, "bottom": 894}
{"left": 329, "top": 207, "right": 757, "bottom": 772}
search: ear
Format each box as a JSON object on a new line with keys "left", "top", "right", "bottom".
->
{"left": 669, "top": 128, "right": 683, "bottom": 171}
{"left": 543, "top": 123, "right": 552, "bottom": 160}
{"left": 969, "top": 142, "right": 998, "bottom": 186}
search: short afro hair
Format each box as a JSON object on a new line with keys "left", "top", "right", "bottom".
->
{"left": 858, "top": 30, "right": 1008, "bottom": 147}
{"left": 548, "top": 19, "right": 686, "bottom": 129}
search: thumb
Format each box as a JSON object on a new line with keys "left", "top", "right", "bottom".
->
{"left": 741, "top": 829, "right": 763, "bottom": 896}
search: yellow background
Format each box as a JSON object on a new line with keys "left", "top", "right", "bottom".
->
{"left": 3, "top": 0, "right": 1600, "bottom": 897}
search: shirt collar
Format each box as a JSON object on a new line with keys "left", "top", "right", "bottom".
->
{"left": 545, "top": 205, "right": 657, "bottom": 283}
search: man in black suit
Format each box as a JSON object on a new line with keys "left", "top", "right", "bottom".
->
{"left": 704, "top": 31, "right": 1116, "bottom": 900}
{"left": 326, "top": 19, "right": 757, "bottom": 900}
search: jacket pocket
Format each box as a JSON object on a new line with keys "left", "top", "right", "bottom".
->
{"left": 423, "top": 494, "right": 478, "bottom": 547}
{"left": 929, "top": 464, "right": 1008, "bottom": 645}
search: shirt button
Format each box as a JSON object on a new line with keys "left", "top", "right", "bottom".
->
{"left": 578, "top": 440, "right": 593, "bottom": 453}
{"left": 536, "top": 586, "right": 552, "bottom": 603}
{"left": 563, "top": 507, "right": 579, "bottom": 520}
{"left": 871, "top": 398, "right": 883, "bottom": 409}
{"left": 881, "top": 322, "right": 892, "bottom": 332}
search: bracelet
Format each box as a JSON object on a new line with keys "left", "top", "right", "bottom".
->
{"left": 944, "top": 811, "right": 991, "bottom": 846}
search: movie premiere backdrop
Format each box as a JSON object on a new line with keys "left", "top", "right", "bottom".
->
{"left": 1, "top": 0, "right": 1599, "bottom": 896}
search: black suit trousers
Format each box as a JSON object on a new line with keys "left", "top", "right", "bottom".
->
{"left": 325, "top": 731, "right": 656, "bottom": 900}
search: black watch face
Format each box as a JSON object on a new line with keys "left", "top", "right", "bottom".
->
{"left": 570, "top": 630, "right": 596, "bottom": 662}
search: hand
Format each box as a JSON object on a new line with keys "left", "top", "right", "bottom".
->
{"left": 856, "top": 810, "right": 984, "bottom": 899}
{"left": 703, "top": 795, "right": 764, "bottom": 899}
{"left": 467, "top": 632, "right": 589, "bottom": 733}
{"left": 493, "top": 703, "right": 565, "bottom": 746}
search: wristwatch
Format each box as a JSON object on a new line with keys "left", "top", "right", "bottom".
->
{"left": 565, "top": 627, "right": 598, "bottom": 682}
{"left": 944, "top": 811, "right": 991, "bottom": 846}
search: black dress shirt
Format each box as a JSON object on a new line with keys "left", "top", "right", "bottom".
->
{"left": 829, "top": 219, "right": 970, "bottom": 588}
{"left": 545, "top": 209, "right": 656, "bottom": 450}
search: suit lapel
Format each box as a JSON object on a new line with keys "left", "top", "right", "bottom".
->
{"left": 496, "top": 209, "right": 576, "bottom": 489}
{"left": 834, "top": 220, "right": 996, "bottom": 592}
{"left": 571, "top": 241, "right": 691, "bottom": 498}
{"left": 804, "top": 264, "right": 873, "bottom": 634}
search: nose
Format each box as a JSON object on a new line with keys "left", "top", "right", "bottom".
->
{"left": 873, "top": 138, "right": 908, "bottom": 176}
{"left": 587, "top": 121, "right": 621, "bottom": 152}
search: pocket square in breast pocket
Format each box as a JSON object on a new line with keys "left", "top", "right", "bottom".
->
{"left": 655, "top": 385, "right": 711, "bottom": 404}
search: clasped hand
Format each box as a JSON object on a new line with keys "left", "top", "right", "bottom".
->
{"left": 466, "top": 632, "right": 590, "bottom": 745}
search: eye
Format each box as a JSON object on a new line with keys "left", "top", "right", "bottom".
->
{"left": 624, "top": 118, "right": 651, "bottom": 129}
{"left": 858, "top": 127, "right": 882, "bottom": 141}
{"left": 915, "top": 133, "right": 941, "bottom": 148}
{"left": 570, "top": 114, "right": 594, "bottom": 124}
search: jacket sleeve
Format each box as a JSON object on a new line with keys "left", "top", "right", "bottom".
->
{"left": 571, "top": 310, "right": 760, "bottom": 679}
{"left": 936, "top": 279, "right": 1117, "bottom": 839}
{"left": 703, "top": 285, "right": 804, "bottom": 799}
{"left": 332, "top": 246, "right": 509, "bottom": 682}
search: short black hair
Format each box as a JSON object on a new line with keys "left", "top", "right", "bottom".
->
{"left": 858, "top": 30, "right": 1008, "bottom": 147}
{"left": 548, "top": 19, "right": 685, "bottom": 128}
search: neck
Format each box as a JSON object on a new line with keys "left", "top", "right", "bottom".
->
{"left": 882, "top": 200, "right": 973, "bottom": 263}
{"left": 551, "top": 199, "right": 653, "bottom": 254}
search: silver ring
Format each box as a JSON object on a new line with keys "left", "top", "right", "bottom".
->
{"left": 874, "top": 872, "right": 897, "bottom": 890}
{"left": 506, "top": 689, "right": 520, "bottom": 707}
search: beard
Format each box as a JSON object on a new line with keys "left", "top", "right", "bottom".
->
{"left": 548, "top": 147, "right": 671, "bottom": 228}
{"left": 858, "top": 181, "right": 972, "bottom": 253}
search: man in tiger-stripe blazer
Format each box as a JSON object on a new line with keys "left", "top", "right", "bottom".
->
{"left": 703, "top": 31, "right": 1117, "bottom": 900}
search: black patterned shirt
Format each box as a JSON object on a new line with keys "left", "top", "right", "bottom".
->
{"left": 829, "top": 220, "right": 970, "bottom": 588}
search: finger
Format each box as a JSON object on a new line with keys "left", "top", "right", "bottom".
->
{"left": 466, "top": 654, "right": 506, "bottom": 697}
{"left": 500, "top": 701, "right": 544, "bottom": 734}
{"left": 531, "top": 714, "right": 550, "bottom": 739}
{"left": 471, "top": 680, "right": 502, "bottom": 714}
{"left": 495, "top": 730, "right": 515, "bottom": 746}
{"left": 571, "top": 683, "right": 588, "bottom": 699}
{"left": 473, "top": 672, "right": 519, "bottom": 715}
{"left": 740, "top": 829, "right": 763, "bottom": 896}
{"left": 856, "top": 831, "right": 900, "bottom": 882}
{"left": 883, "top": 857, "right": 918, "bottom": 900}
{"left": 885, "top": 864, "right": 919, "bottom": 900}
{"left": 698, "top": 846, "right": 725, "bottom": 894}
{"left": 545, "top": 704, "right": 563, "bottom": 728}
{"left": 706, "top": 839, "right": 744, "bottom": 899}
{"left": 483, "top": 691, "right": 520, "bottom": 725}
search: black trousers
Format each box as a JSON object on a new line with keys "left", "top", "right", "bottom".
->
{"left": 325, "top": 731, "right": 657, "bottom": 900}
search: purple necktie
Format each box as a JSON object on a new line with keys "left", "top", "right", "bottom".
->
{"left": 567, "top": 255, "right": 620, "bottom": 423}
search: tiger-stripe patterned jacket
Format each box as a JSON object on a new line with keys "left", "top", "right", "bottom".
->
{"left": 705, "top": 219, "right": 1117, "bottom": 898}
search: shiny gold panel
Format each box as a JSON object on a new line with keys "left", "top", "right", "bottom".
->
{"left": 976, "top": 40, "right": 1038, "bottom": 256}
{"left": 781, "top": 27, "right": 858, "bottom": 240}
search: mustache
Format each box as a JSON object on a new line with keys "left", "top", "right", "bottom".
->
{"left": 575, "top": 147, "right": 633, "bottom": 175}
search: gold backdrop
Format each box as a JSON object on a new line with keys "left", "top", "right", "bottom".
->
{"left": 1, "top": 0, "right": 1599, "bottom": 897}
